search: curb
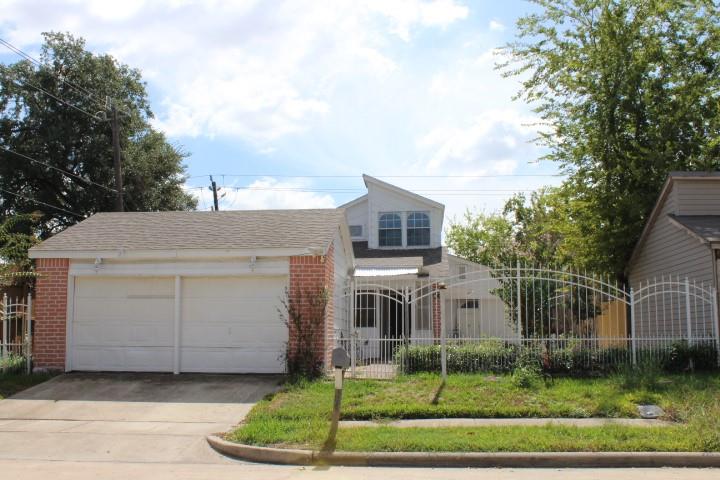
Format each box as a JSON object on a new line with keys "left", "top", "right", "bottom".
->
{"left": 207, "top": 435, "right": 720, "bottom": 468}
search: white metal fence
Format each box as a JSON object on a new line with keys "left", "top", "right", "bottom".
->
{"left": 0, "top": 293, "right": 33, "bottom": 374}
{"left": 336, "top": 264, "right": 720, "bottom": 378}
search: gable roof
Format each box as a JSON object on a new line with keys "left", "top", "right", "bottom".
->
{"left": 339, "top": 194, "right": 367, "bottom": 209}
{"left": 627, "top": 172, "right": 720, "bottom": 270}
{"left": 362, "top": 174, "right": 445, "bottom": 210}
{"left": 668, "top": 215, "right": 720, "bottom": 245}
{"left": 29, "top": 209, "right": 347, "bottom": 259}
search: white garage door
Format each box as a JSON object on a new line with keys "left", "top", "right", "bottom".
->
{"left": 71, "top": 275, "right": 288, "bottom": 373}
{"left": 180, "top": 276, "right": 287, "bottom": 373}
{"left": 72, "top": 277, "right": 175, "bottom": 372}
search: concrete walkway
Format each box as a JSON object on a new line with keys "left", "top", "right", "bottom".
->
{"left": 0, "top": 373, "right": 282, "bottom": 464}
{"left": 340, "top": 418, "right": 674, "bottom": 428}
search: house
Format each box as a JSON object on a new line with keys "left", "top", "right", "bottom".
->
{"left": 27, "top": 176, "right": 502, "bottom": 374}
{"left": 339, "top": 175, "right": 508, "bottom": 361}
{"left": 28, "top": 210, "right": 354, "bottom": 374}
{"left": 627, "top": 172, "right": 720, "bottom": 342}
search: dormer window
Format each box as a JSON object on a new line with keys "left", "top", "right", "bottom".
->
{"left": 378, "top": 212, "right": 402, "bottom": 247}
{"left": 407, "top": 212, "right": 430, "bottom": 246}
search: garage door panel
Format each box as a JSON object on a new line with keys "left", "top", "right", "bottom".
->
{"left": 180, "top": 347, "right": 284, "bottom": 373}
{"left": 72, "top": 277, "right": 175, "bottom": 372}
{"left": 180, "top": 276, "right": 288, "bottom": 373}
{"left": 181, "top": 324, "right": 287, "bottom": 347}
{"left": 73, "top": 346, "right": 173, "bottom": 372}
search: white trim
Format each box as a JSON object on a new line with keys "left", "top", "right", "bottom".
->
{"left": 65, "top": 275, "right": 75, "bottom": 372}
{"left": 173, "top": 276, "right": 181, "bottom": 375}
{"left": 339, "top": 194, "right": 368, "bottom": 209}
{"left": 68, "top": 259, "right": 289, "bottom": 277}
{"left": 363, "top": 174, "right": 445, "bottom": 210}
{"left": 29, "top": 247, "right": 317, "bottom": 260}
{"left": 667, "top": 215, "right": 715, "bottom": 245}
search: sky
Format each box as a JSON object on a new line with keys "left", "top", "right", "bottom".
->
{"left": 0, "top": 0, "right": 563, "bottom": 226}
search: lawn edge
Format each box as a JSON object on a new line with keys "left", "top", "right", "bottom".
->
{"left": 206, "top": 435, "right": 720, "bottom": 468}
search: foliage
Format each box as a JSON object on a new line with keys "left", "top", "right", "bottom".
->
{"left": 498, "top": 0, "right": 720, "bottom": 280}
{"left": 0, "top": 213, "right": 40, "bottom": 286}
{"left": 279, "top": 286, "right": 329, "bottom": 380}
{"left": 0, "top": 369, "right": 55, "bottom": 399}
{"left": 395, "top": 339, "right": 718, "bottom": 375}
{"left": 0, "top": 32, "right": 196, "bottom": 240}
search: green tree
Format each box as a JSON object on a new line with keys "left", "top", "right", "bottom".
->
{"left": 0, "top": 213, "right": 40, "bottom": 286}
{"left": 0, "top": 32, "right": 196, "bottom": 239}
{"left": 501, "top": 0, "right": 720, "bottom": 280}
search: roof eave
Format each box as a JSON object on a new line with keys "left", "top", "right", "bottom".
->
{"left": 29, "top": 247, "right": 319, "bottom": 260}
{"left": 362, "top": 174, "right": 445, "bottom": 211}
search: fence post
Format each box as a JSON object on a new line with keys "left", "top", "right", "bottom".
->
{"left": 349, "top": 278, "right": 356, "bottom": 378}
{"left": 629, "top": 288, "right": 637, "bottom": 366}
{"left": 25, "top": 293, "right": 32, "bottom": 374}
{"left": 685, "top": 277, "right": 693, "bottom": 345}
{"left": 440, "top": 289, "right": 447, "bottom": 379}
{"left": 712, "top": 287, "right": 720, "bottom": 368}
{"left": 1, "top": 293, "right": 7, "bottom": 360}
{"left": 516, "top": 260, "right": 522, "bottom": 342}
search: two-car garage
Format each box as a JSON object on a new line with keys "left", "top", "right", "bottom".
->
{"left": 70, "top": 275, "right": 288, "bottom": 373}
{"left": 28, "top": 209, "right": 352, "bottom": 374}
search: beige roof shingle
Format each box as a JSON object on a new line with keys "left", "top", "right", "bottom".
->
{"left": 30, "top": 209, "right": 345, "bottom": 254}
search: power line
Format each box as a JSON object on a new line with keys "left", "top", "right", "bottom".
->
{"left": 1, "top": 146, "right": 117, "bottom": 193}
{"left": 187, "top": 173, "right": 562, "bottom": 180}
{"left": 0, "top": 187, "right": 80, "bottom": 217}
{"left": 6, "top": 72, "right": 102, "bottom": 121}
{"left": 185, "top": 185, "right": 539, "bottom": 193}
{"left": 0, "top": 37, "right": 106, "bottom": 110}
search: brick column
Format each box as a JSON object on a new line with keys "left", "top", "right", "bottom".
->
{"left": 432, "top": 288, "right": 442, "bottom": 340}
{"left": 33, "top": 258, "right": 69, "bottom": 371}
{"left": 288, "top": 244, "right": 335, "bottom": 372}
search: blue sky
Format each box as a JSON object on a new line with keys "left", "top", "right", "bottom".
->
{"left": 0, "top": 0, "right": 562, "bottom": 223}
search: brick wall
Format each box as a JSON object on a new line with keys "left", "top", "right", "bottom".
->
{"left": 432, "top": 287, "right": 442, "bottom": 339}
{"left": 288, "top": 243, "right": 335, "bottom": 371}
{"left": 33, "top": 258, "right": 69, "bottom": 371}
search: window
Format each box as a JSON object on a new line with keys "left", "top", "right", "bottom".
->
{"left": 354, "top": 291, "right": 376, "bottom": 328}
{"left": 407, "top": 212, "right": 430, "bottom": 246}
{"left": 458, "top": 264, "right": 467, "bottom": 280}
{"left": 349, "top": 225, "right": 363, "bottom": 237}
{"left": 378, "top": 213, "right": 402, "bottom": 247}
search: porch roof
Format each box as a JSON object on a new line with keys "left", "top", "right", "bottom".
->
{"left": 351, "top": 241, "right": 450, "bottom": 277}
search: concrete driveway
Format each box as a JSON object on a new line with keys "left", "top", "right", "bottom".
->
{"left": 0, "top": 373, "right": 282, "bottom": 464}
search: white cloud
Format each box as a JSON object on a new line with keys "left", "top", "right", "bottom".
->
{"left": 189, "top": 178, "right": 336, "bottom": 211}
{"left": 0, "top": 0, "right": 468, "bottom": 145}
{"left": 489, "top": 19, "right": 505, "bottom": 32}
{"left": 418, "top": 109, "right": 540, "bottom": 173}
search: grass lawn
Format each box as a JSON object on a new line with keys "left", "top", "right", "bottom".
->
{"left": 229, "top": 372, "right": 720, "bottom": 452}
{"left": 0, "top": 372, "right": 55, "bottom": 400}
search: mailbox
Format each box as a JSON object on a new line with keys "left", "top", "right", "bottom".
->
{"left": 332, "top": 347, "right": 350, "bottom": 370}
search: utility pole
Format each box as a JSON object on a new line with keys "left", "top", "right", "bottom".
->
{"left": 110, "top": 103, "right": 124, "bottom": 212}
{"left": 210, "top": 176, "right": 219, "bottom": 211}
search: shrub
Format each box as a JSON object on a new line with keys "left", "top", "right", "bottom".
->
{"left": 0, "top": 354, "right": 26, "bottom": 377}
{"left": 394, "top": 338, "right": 718, "bottom": 376}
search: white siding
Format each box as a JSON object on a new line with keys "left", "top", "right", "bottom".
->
{"left": 629, "top": 183, "right": 715, "bottom": 338}
{"left": 345, "top": 198, "right": 368, "bottom": 241}
{"left": 333, "top": 231, "right": 352, "bottom": 331}
{"left": 366, "top": 182, "right": 443, "bottom": 249}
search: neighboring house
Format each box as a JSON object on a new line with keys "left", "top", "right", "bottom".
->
{"left": 340, "top": 175, "right": 507, "bottom": 356}
{"left": 627, "top": 172, "right": 720, "bottom": 341}
{"left": 28, "top": 210, "right": 354, "bottom": 374}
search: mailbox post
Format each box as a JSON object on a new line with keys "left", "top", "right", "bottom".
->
{"left": 326, "top": 347, "right": 350, "bottom": 449}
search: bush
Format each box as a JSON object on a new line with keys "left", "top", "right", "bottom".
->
{"left": 394, "top": 339, "right": 719, "bottom": 376}
{"left": 0, "top": 354, "right": 26, "bottom": 377}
